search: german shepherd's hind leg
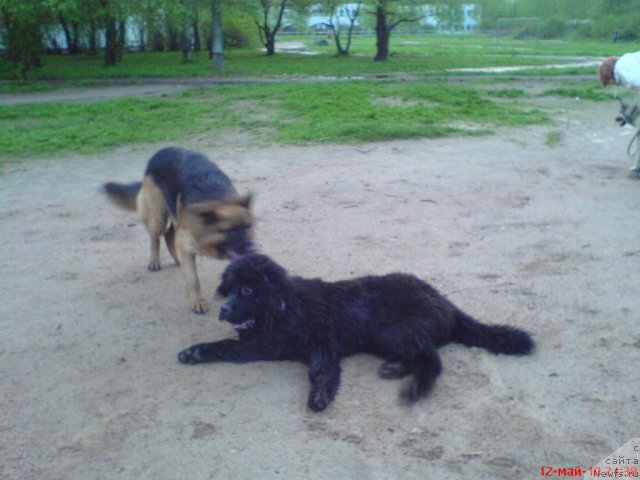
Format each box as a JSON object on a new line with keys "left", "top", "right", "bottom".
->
{"left": 164, "top": 224, "right": 179, "bottom": 266}
{"left": 175, "top": 240, "right": 207, "bottom": 314}
{"left": 138, "top": 177, "right": 169, "bottom": 272}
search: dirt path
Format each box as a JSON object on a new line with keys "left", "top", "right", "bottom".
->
{"left": 0, "top": 68, "right": 601, "bottom": 106}
{"left": 1, "top": 90, "right": 639, "bottom": 479}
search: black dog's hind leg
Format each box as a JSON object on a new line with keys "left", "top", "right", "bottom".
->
{"left": 307, "top": 347, "right": 341, "bottom": 412}
{"left": 178, "top": 339, "right": 268, "bottom": 364}
{"left": 400, "top": 345, "right": 442, "bottom": 404}
{"left": 378, "top": 360, "right": 411, "bottom": 379}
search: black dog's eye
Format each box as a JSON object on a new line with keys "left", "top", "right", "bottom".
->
{"left": 240, "top": 286, "right": 254, "bottom": 297}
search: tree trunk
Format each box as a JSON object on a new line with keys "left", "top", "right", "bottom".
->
{"left": 265, "top": 31, "right": 275, "bottom": 56}
{"left": 167, "top": 24, "right": 179, "bottom": 51}
{"left": 211, "top": 0, "right": 223, "bottom": 69}
{"left": 71, "top": 22, "right": 80, "bottom": 53}
{"left": 117, "top": 20, "right": 125, "bottom": 60}
{"left": 332, "top": 26, "right": 346, "bottom": 55}
{"left": 139, "top": 26, "right": 145, "bottom": 52}
{"left": 374, "top": 6, "right": 389, "bottom": 61}
{"left": 58, "top": 12, "right": 76, "bottom": 54}
{"left": 181, "top": 27, "right": 192, "bottom": 63}
{"left": 88, "top": 20, "right": 97, "bottom": 55}
{"left": 192, "top": 10, "right": 201, "bottom": 51}
{"left": 104, "top": 16, "right": 118, "bottom": 66}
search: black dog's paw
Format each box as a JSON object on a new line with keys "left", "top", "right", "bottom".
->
{"left": 178, "top": 346, "right": 203, "bottom": 365}
{"left": 378, "top": 360, "right": 410, "bottom": 379}
{"left": 308, "top": 389, "right": 332, "bottom": 412}
{"left": 400, "top": 381, "right": 422, "bottom": 405}
{"left": 400, "top": 378, "right": 435, "bottom": 405}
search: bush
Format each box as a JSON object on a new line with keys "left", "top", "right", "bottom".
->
{"left": 511, "top": 19, "right": 540, "bottom": 39}
{"left": 620, "top": 13, "right": 640, "bottom": 41}
{"left": 223, "top": 13, "right": 259, "bottom": 49}
{"left": 539, "top": 18, "right": 565, "bottom": 39}
{"left": 591, "top": 14, "right": 640, "bottom": 41}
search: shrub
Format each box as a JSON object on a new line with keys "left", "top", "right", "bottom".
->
{"left": 592, "top": 14, "right": 640, "bottom": 41}
{"left": 539, "top": 18, "right": 565, "bottom": 39}
{"left": 223, "top": 13, "right": 259, "bottom": 49}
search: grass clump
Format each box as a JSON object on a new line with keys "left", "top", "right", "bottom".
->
{"left": 545, "top": 130, "right": 564, "bottom": 146}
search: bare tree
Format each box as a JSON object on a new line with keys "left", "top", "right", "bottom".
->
{"left": 255, "top": 0, "right": 287, "bottom": 56}
{"left": 321, "top": 1, "right": 362, "bottom": 56}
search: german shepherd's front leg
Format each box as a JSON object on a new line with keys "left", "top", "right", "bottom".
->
{"left": 175, "top": 245, "right": 207, "bottom": 314}
{"left": 148, "top": 236, "right": 162, "bottom": 271}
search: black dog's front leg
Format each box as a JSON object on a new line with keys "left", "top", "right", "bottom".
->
{"left": 307, "top": 347, "right": 341, "bottom": 412}
{"left": 178, "top": 339, "right": 266, "bottom": 364}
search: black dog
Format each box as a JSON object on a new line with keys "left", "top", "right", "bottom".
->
{"left": 178, "top": 254, "right": 534, "bottom": 412}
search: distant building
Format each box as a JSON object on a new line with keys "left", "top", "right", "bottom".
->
{"left": 307, "top": 3, "right": 363, "bottom": 31}
{"left": 305, "top": 3, "right": 478, "bottom": 33}
{"left": 422, "top": 4, "right": 478, "bottom": 32}
{"left": 38, "top": 18, "right": 143, "bottom": 53}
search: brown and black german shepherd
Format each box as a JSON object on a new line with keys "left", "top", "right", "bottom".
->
{"left": 104, "top": 147, "right": 255, "bottom": 314}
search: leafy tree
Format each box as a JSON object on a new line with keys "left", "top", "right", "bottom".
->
{"left": 370, "top": 0, "right": 423, "bottom": 61}
{"left": 44, "top": 0, "right": 82, "bottom": 54}
{"left": 0, "top": 0, "right": 50, "bottom": 77}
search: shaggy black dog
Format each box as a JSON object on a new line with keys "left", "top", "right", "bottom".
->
{"left": 178, "top": 254, "right": 534, "bottom": 412}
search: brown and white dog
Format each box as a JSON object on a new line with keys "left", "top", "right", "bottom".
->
{"left": 599, "top": 52, "right": 640, "bottom": 176}
{"left": 104, "top": 147, "right": 255, "bottom": 313}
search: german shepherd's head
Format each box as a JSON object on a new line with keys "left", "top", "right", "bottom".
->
{"left": 186, "top": 194, "right": 256, "bottom": 260}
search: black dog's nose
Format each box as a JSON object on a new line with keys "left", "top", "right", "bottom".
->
{"left": 219, "top": 304, "right": 231, "bottom": 320}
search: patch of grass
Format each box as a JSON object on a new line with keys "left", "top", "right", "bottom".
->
{"left": 0, "top": 82, "right": 59, "bottom": 93}
{"left": 484, "top": 88, "right": 529, "bottom": 98}
{"left": 542, "top": 82, "right": 614, "bottom": 101}
{"left": 0, "top": 80, "right": 549, "bottom": 160}
{"left": 0, "top": 95, "right": 240, "bottom": 159}
{"left": 545, "top": 130, "right": 564, "bottom": 146}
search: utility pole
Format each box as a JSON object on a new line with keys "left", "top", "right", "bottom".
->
{"left": 212, "top": 0, "right": 224, "bottom": 69}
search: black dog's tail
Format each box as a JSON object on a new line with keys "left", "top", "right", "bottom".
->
{"left": 452, "top": 309, "right": 534, "bottom": 355}
{"left": 103, "top": 181, "right": 142, "bottom": 212}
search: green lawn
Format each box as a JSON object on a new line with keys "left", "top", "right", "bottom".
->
{"left": 1, "top": 33, "right": 633, "bottom": 83}
{"left": 1, "top": 32, "right": 627, "bottom": 161}
{"left": 0, "top": 80, "right": 549, "bottom": 160}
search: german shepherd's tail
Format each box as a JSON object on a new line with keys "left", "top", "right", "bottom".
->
{"left": 103, "top": 181, "right": 142, "bottom": 212}
{"left": 452, "top": 309, "right": 534, "bottom": 355}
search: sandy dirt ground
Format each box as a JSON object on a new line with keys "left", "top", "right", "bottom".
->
{"left": 1, "top": 86, "right": 639, "bottom": 480}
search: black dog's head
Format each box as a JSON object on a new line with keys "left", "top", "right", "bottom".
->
{"left": 216, "top": 254, "right": 290, "bottom": 332}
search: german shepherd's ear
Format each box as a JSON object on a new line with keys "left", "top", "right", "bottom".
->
{"left": 225, "top": 193, "right": 252, "bottom": 209}
{"left": 239, "top": 193, "right": 252, "bottom": 209}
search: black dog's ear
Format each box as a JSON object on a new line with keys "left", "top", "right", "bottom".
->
{"left": 216, "top": 272, "right": 231, "bottom": 297}
{"left": 265, "top": 289, "right": 287, "bottom": 316}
